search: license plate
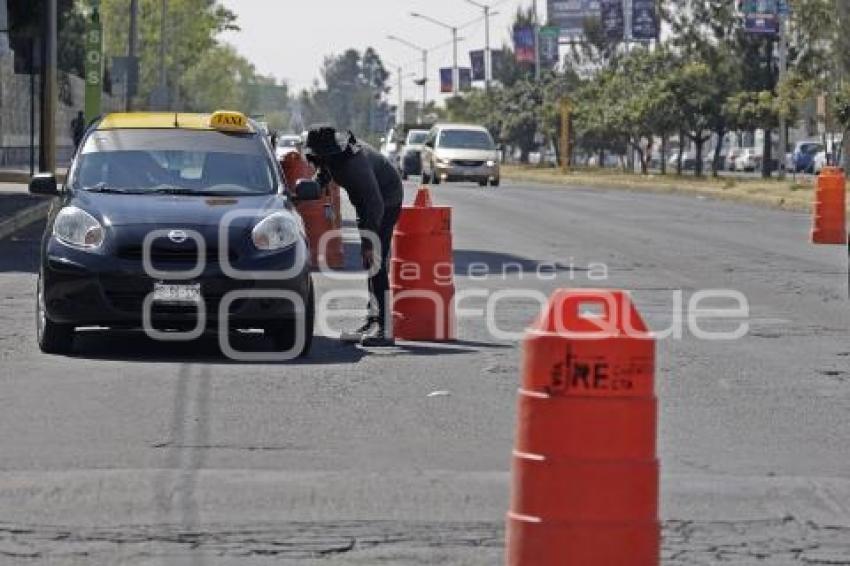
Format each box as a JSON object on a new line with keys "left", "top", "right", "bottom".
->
{"left": 153, "top": 283, "right": 201, "bottom": 304}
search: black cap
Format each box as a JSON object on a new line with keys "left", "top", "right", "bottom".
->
{"left": 304, "top": 126, "right": 348, "bottom": 159}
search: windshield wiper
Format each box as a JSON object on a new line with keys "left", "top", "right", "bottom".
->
{"left": 149, "top": 185, "right": 200, "bottom": 195}
{"left": 81, "top": 183, "right": 137, "bottom": 194}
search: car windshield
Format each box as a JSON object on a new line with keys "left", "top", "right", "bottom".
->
{"left": 73, "top": 129, "right": 277, "bottom": 195}
{"left": 799, "top": 143, "right": 823, "bottom": 154}
{"left": 438, "top": 129, "right": 495, "bottom": 150}
{"left": 407, "top": 131, "right": 428, "bottom": 144}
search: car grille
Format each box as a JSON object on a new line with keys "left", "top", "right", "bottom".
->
{"left": 452, "top": 160, "right": 485, "bottom": 167}
{"left": 117, "top": 244, "right": 238, "bottom": 264}
{"left": 100, "top": 276, "right": 250, "bottom": 315}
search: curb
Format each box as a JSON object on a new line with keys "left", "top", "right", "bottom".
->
{"left": 0, "top": 200, "right": 51, "bottom": 241}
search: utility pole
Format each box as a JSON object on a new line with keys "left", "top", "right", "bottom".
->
{"left": 452, "top": 26, "right": 459, "bottom": 96}
{"left": 464, "top": 0, "right": 494, "bottom": 91}
{"left": 387, "top": 35, "right": 429, "bottom": 123}
{"left": 777, "top": 8, "right": 788, "bottom": 179}
{"left": 127, "top": 0, "right": 139, "bottom": 111}
{"left": 484, "top": 4, "right": 491, "bottom": 90}
{"left": 410, "top": 13, "right": 460, "bottom": 96}
{"left": 39, "top": 0, "right": 57, "bottom": 173}
{"left": 533, "top": 0, "right": 540, "bottom": 80}
{"left": 154, "top": 0, "right": 168, "bottom": 110}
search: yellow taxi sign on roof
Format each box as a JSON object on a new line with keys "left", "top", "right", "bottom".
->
{"left": 209, "top": 110, "right": 250, "bottom": 132}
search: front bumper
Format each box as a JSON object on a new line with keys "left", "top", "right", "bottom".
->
{"left": 42, "top": 239, "right": 311, "bottom": 329}
{"left": 434, "top": 163, "right": 499, "bottom": 182}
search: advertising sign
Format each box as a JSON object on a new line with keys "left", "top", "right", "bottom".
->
{"left": 631, "top": 0, "right": 658, "bottom": 40}
{"left": 513, "top": 26, "right": 536, "bottom": 63}
{"left": 539, "top": 26, "right": 561, "bottom": 68}
{"left": 84, "top": 8, "right": 103, "bottom": 124}
{"left": 548, "top": 0, "right": 601, "bottom": 39}
{"left": 742, "top": 0, "right": 779, "bottom": 34}
{"left": 600, "top": 0, "right": 624, "bottom": 40}
{"left": 440, "top": 68, "right": 453, "bottom": 93}
{"left": 470, "top": 50, "right": 485, "bottom": 81}
{"left": 459, "top": 68, "right": 472, "bottom": 92}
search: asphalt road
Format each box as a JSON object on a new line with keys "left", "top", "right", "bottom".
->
{"left": 1, "top": 179, "right": 849, "bottom": 565}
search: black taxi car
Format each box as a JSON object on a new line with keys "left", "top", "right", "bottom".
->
{"left": 30, "top": 111, "right": 321, "bottom": 358}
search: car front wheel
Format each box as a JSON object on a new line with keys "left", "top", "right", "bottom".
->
{"left": 265, "top": 279, "right": 315, "bottom": 358}
{"left": 490, "top": 177, "right": 500, "bottom": 187}
{"left": 36, "top": 275, "right": 75, "bottom": 355}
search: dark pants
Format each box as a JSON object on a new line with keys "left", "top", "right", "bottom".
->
{"left": 369, "top": 204, "right": 401, "bottom": 328}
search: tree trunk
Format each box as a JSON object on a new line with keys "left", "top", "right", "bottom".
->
{"left": 712, "top": 129, "right": 725, "bottom": 177}
{"left": 676, "top": 132, "right": 685, "bottom": 175}
{"left": 641, "top": 137, "right": 653, "bottom": 175}
{"left": 598, "top": 149, "right": 605, "bottom": 168}
{"left": 761, "top": 128, "right": 772, "bottom": 178}
{"left": 694, "top": 136, "right": 704, "bottom": 177}
{"left": 660, "top": 134, "right": 668, "bottom": 175}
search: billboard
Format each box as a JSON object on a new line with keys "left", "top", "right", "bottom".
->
{"left": 548, "top": 0, "right": 601, "bottom": 39}
{"left": 440, "top": 68, "right": 453, "bottom": 93}
{"left": 470, "top": 50, "right": 485, "bottom": 81}
{"left": 742, "top": 0, "right": 779, "bottom": 34}
{"left": 631, "top": 0, "right": 658, "bottom": 40}
{"left": 539, "top": 26, "right": 561, "bottom": 69}
{"left": 600, "top": 0, "right": 624, "bottom": 40}
{"left": 513, "top": 26, "right": 536, "bottom": 63}
{"left": 491, "top": 50, "right": 505, "bottom": 79}
{"left": 459, "top": 68, "right": 472, "bottom": 92}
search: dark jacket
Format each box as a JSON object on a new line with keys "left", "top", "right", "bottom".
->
{"left": 316, "top": 143, "right": 403, "bottom": 237}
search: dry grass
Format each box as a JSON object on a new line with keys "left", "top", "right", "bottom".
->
{"left": 503, "top": 165, "right": 850, "bottom": 212}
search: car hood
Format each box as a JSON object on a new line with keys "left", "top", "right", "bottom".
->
{"left": 434, "top": 148, "right": 499, "bottom": 161}
{"left": 404, "top": 143, "right": 425, "bottom": 153}
{"left": 72, "top": 192, "right": 290, "bottom": 229}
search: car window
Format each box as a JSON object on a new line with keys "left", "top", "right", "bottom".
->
{"left": 799, "top": 143, "right": 823, "bottom": 154}
{"left": 278, "top": 137, "right": 299, "bottom": 148}
{"left": 407, "top": 131, "right": 428, "bottom": 144}
{"left": 75, "top": 129, "right": 277, "bottom": 195}
{"left": 437, "top": 129, "right": 495, "bottom": 150}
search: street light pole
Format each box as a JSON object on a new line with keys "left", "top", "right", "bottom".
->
{"left": 533, "top": 0, "right": 540, "bottom": 80}
{"left": 40, "top": 0, "right": 57, "bottom": 173}
{"left": 410, "top": 12, "right": 460, "bottom": 96}
{"left": 464, "top": 0, "right": 493, "bottom": 91}
{"left": 127, "top": 0, "right": 138, "bottom": 111}
{"left": 778, "top": 10, "right": 788, "bottom": 179}
{"left": 387, "top": 35, "right": 429, "bottom": 123}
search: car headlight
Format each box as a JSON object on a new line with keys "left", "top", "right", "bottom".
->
{"left": 486, "top": 160, "right": 496, "bottom": 167}
{"left": 251, "top": 212, "right": 302, "bottom": 251}
{"left": 53, "top": 206, "right": 104, "bottom": 250}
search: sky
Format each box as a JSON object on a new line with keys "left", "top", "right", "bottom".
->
{"left": 218, "top": 0, "right": 535, "bottom": 104}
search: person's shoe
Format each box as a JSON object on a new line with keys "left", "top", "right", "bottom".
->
{"left": 361, "top": 326, "right": 396, "bottom": 347}
{"left": 340, "top": 318, "right": 378, "bottom": 343}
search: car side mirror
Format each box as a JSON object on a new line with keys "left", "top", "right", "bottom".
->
{"left": 294, "top": 179, "right": 322, "bottom": 202}
{"left": 29, "top": 173, "right": 59, "bottom": 196}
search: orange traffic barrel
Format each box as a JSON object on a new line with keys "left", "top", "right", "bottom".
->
{"left": 280, "top": 152, "right": 345, "bottom": 269}
{"left": 811, "top": 166, "right": 847, "bottom": 245}
{"left": 391, "top": 186, "right": 456, "bottom": 341}
{"left": 507, "top": 289, "right": 659, "bottom": 566}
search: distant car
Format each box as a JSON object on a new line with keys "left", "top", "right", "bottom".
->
{"left": 726, "top": 148, "right": 742, "bottom": 171}
{"left": 735, "top": 148, "right": 761, "bottom": 172}
{"left": 400, "top": 129, "right": 429, "bottom": 179}
{"left": 421, "top": 124, "right": 500, "bottom": 187}
{"left": 30, "top": 110, "right": 320, "bottom": 357}
{"left": 668, "top": 152, "right": 696, "bottom": 171}
{"left": 275, "top": 134, "right": 301, "bottom": 161}
{"left": 791, "top": 141, "right": 824, "bottom": 173}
